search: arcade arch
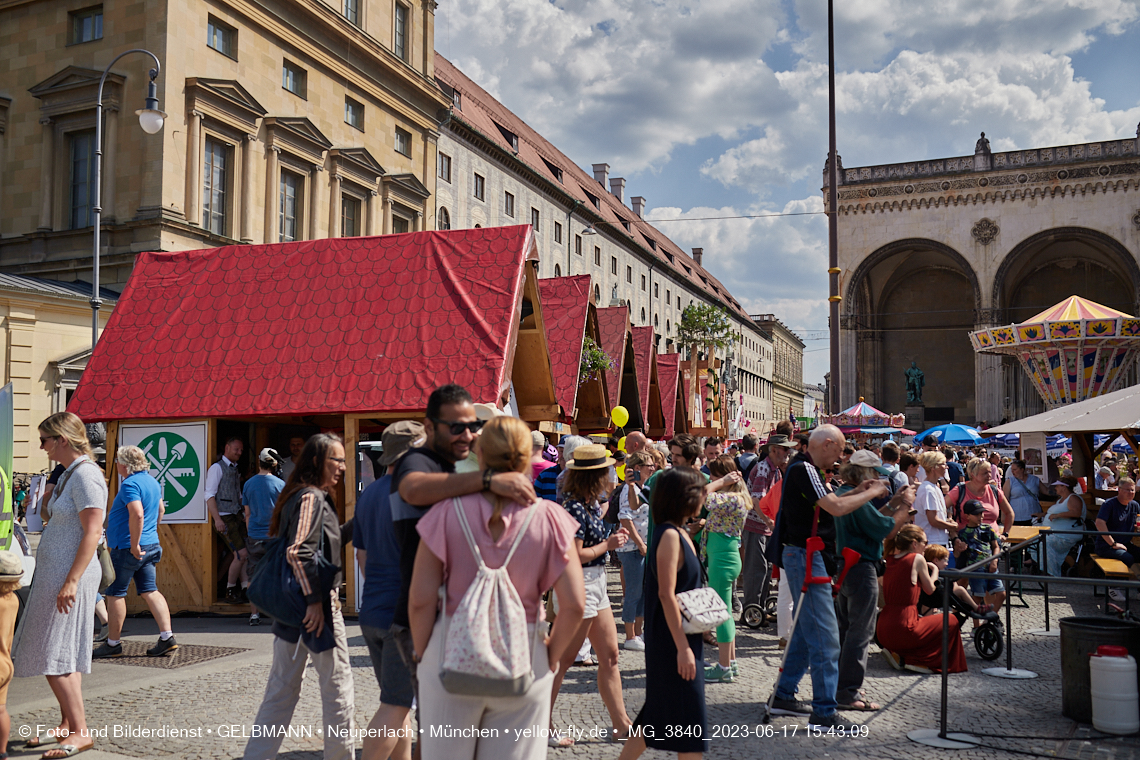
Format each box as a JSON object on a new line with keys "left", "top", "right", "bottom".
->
{"left": 846, "top": 239, "right": 980, "bottom": 424}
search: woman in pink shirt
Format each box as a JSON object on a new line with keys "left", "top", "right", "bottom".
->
{"left": 409, "top": 417, "right": 585, "bottom": 760}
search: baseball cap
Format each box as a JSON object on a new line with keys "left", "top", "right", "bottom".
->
{"left": 962, "top": 499, "right": 986, "bottom": 516}
{"left": 531, "top": 430, "right": 546, "bottom": 450}
{"left": 379, "top": 421, "right": 427, "bottom": 467}
{"left": 849, "top": 450, "right": 883, "bottom": 468}
{"left": 473, "top": 403, "right": 506, "bottom": 422}
{"left": 557, "top": 435, "right": 570, "bottom": 448}
{"left": 766, "top": 434, "right": 797, "bottom": 448}
{"left": 258, "top": 447, "right": 281, "bottom": 464}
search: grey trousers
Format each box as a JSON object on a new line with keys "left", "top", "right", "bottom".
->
{"left": 244, "top": 606, "right": 355, "bottom": 760}
{"left": 835, "top": 560, "right": 879, "bottom": 705}
{"left": 741, "top": 532, "right": 772, "bottom": 610}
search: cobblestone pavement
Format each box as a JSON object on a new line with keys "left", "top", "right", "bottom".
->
{"left": 8, "top": 568, "right": 1140, "bottom": 760}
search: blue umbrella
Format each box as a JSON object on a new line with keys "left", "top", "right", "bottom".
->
{"left": 913, "top": 424, "right": 986, "bottom": 446}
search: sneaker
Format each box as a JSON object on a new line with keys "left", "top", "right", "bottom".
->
{"left": 249, "top": 613, "right": 261, "bottom": 627}
{"left": 778, "top": 637, "right": 788, "bottom": 650}
{"left": 770, "top": 697, "right": 812, "bottom": 716}
{"left": 147, "top": 636, "right": 179, "bottom": 657}
{"left": 903, "top": 663, "right": 934, "bottom": 674}
{"left": 225, "top": 586, "right": 242, "bottom": 604}
{"left": 1109, "top": 588, "right": 1125, "bottom": 602}
{"left": 807, "top": 711, "right": 863, "bottom": 731}
{"left": 92, "top": 642, "right": 123, "bottom": 659}
{"left": 882, "top": 649, "right": 903, "bottom": 671}
{"left": 93, "top": 623, "right": 109, "bottom": 643}
{"left": 732, "top": 597, "right": 743, "bottom": 614}
{"left": 730, "top": 660, "right": 739, "bottom": 678}
{"left": 704, "top": 663, "right": 735, "bottom": 683}
{"left": 623, "top": 637, "right": 645, "bottom": 651}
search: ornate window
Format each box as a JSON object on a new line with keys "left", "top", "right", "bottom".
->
{"left": 438, "top": 206, "right": 451, "bottom": 230}
{"left": 68, "top": 130, "right": 96, "bottom": 229}
{"left": 203, "top": 138, "right": 229, "bottom": 235}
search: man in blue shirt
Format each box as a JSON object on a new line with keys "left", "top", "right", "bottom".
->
{"left": 943, "top": 447, "right": 964, "bottom": 489}
{"left": 535, "top": 435, "right": 566, "bottom": 501}
{"left": 95, "top": 445, "right": 178, "bottom": 659}
{"left": 1096, "top": 478, "right": 1140, "bottom": 602}
{"left": 356, "top": 420, "right": 424, "bottom": 760}
{"left": 243, "top": 448, "right": 285, "bottom": 626}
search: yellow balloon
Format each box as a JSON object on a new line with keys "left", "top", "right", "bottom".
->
{"left": 611, "top": 406, "right": 630, "bottom": 428}
{"left": 618, "top": 436, "right": 627, "bottom": 452}
{"left": 616, "top": 464, "right": 626, "bottom": 481}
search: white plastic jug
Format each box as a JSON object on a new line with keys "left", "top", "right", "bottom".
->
{"left": 1090, "top": 645, "right": 1139, "bottom": 735}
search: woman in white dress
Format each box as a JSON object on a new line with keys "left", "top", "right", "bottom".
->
{"left": 14, "top": 413, "right": 107, "bottom": 759}
{"left": 1042, "top": 476, "right": 1085, "bottom": 577}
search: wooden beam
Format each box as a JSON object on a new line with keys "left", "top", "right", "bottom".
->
{"left": 343, "top": 415, "right": 359, "bottom": 614}
{"left": 206, "top": 418, "right": 218, "bottom": 605}
{"left": 1122, "top": 431, "right": 1140, "bottom": 458}
{"left": 518, "top": 404, "right": 562, "bottom": 422}
{"left": 159, "top": 523, "right": 204, "bottom": 606}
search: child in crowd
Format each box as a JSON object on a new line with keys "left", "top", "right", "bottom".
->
{"left": 0, "top": 552, "right": 24, "bottom": 756}
{"left": 953, "top": 499, "right": 1005, "bottom": 621}
{"left": 917, "top": 544, "right": 992, "bottom": 616}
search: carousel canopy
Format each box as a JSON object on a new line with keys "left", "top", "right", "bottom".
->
{"left": 822, "top": 398, "right": 906, "bottom": 428}
{"left": 970, "top": 296, "right": 1140, "bottom": 407}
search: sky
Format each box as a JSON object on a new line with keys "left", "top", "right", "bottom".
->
{"left": 435, "top": 0, "right": 1140, "bottom": 387}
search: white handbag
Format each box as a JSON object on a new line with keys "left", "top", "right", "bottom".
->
{"left": 676, "top": 586, "right": 730, "bottom": 634}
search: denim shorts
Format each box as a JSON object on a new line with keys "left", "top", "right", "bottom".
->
{"left": 968, "top": 573, "right": 1004, "bottom": 596}
{"left": 105, "top": 544, "right": 163, "bottom": 597}
{"left": 361, "top": 624, "right": 415, "bottom": 708}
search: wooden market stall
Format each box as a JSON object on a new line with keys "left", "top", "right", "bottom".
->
{"left": 538, "top": 275, "right": 610, "bottom": 434}
{"left": 631, "top": 326, "right": 665, "bottom": 438}
{"left": 68, "top": 225, "right": 559, "bottom": 614}
{"left": 595, "top": 305, "right": 644, "bottom": 433}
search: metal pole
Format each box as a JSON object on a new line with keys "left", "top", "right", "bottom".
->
{"left": 92, "top": 49, "right": 162, "bottom": 351}
{"left": 940, "top": 574, "right": 950, "bottom": 738}
{"left": 1004, "top": 548, "right": 1014, "bottom": 672}
{"left": 826, "top": 0, "right": 841, "bottom": 412}
{"left": 1042, "top": 532, "right": 1051, "bottom": 632}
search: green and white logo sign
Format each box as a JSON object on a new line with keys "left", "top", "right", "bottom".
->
{"left": 138, "top": 432, "right": 201, "bottom": 515}
{"left": 120, "top": 422, "right": 207, "bottom": 523}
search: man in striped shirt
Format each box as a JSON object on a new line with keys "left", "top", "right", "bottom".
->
{"left": 535, "top": 435, "right": 567, "bottom": 502}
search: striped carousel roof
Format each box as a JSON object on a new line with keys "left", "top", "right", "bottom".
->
{"left": 1027, "top": 296, "right": 1133, "bottom": 324}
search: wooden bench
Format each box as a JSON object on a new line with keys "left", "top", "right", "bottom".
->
{"left": 1091, "top": 554, "right": 1132, "bottom": 613}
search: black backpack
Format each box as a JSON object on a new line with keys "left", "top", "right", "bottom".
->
{"left": 603, "top": 484, "right": 626, "bottom": 525}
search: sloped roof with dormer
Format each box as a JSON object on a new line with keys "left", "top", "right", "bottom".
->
{"left": 434, "top": 54, "right": 754, "bottom": 325}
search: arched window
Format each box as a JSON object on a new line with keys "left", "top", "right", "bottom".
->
{"left": 654, "top": 314, "right": 659, "bottom": 327}
{"left": 666, "top": 319, "right": 670, "bottom": 333}
{"left": 554, "top": 264, "right": 561, "bottom": 276}
{"left": 594, "top": 284, "right": 600, "bottom": 304}
{"left": 438, "top": 207, "right": 451, "bottom": 230}
{"left": 641, "top": 308, "right": 646, "bottom": 322}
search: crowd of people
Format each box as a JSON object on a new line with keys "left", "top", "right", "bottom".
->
{"left": 5, "top": 401, "right": 1139, "bottom": 760}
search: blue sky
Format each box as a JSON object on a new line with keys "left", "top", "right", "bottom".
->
{"left": 437, "top": 0, "right": 1140, "bottom": 387}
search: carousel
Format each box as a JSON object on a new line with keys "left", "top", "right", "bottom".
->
{"left": 970, "top": 296, "right": 1140, "bottom": 408}
{"left": 820, "top": 399, "right": 915, "bottom": 440}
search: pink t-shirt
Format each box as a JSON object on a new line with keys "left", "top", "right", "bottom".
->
{"left": 531, "top": 460, "right": 556, "bottom": 481}
{"left": 416, "top": 493, "right": 579, "bottom": 623}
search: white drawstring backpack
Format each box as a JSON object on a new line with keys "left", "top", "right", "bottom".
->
{"left": 438, "top": 496, "right": 542, "bottom": 697}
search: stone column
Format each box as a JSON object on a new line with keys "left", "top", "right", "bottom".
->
{"left": 413, "top": 209, "right": 423, "bottom": 232}
{"left": 185, "top": 110, "right": 203, "bottom": 226}
{"left": 37, "top": 117, "right": 54, "bottom": 231}
{"left": 308, "top": 165, "right": 323, "bottom": 240}
{"left": 102, "top": 106, "right": 118, "bottom": 223}
{"left": 383, "top": 196, "right": 393, "bottom": 234}
{"left": 264, "top": 146, "right": 279, "bottom": 242}
{"left": 240, "top": 134, "right": 256, "bottom": 243}
{"left": 328, "top": 173, "right": 341, "bottom": 237}
{"left": 366, "top": 190, "right": 378, "bottom": 236}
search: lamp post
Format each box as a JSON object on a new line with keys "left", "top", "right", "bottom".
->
{"left": 826, "top": 0, "right": 842, "bottom": 414}
{"left": 92, "top": 49, "right": 166, "bottom": 350}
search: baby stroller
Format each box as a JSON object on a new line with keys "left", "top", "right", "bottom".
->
{"left": 925, "top": 581, "right": 1004, "bottom": 661}
{"left": 741, "top": 574, "right": 781, "bottom": 630}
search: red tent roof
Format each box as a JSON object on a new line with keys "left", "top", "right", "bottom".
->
{"left": 657, "top": 353, "right": 681, "bottom": 438}
{"left": 631, "top": 326, "right": 656, "bottom": 426}
{"left": 69, "top": 227, "right": 538, "bottom": 422}
{"left": 538, "top": 275, "right": 591, "bottom": 421}
{"left": 596, "top": 305, "right": 629, "bottom": 405}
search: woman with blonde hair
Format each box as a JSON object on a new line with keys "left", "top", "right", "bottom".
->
{"left": 14, "top": 413, "right": 107, "bottom": 759}
{"left": 702, "top": 455, "right": 751, "bottom": 683}
{"left": 914, "top": 451, "right": 956, "bottom": 560}
{"left": 409, "top": 417, "right": 585, "bottom": 760}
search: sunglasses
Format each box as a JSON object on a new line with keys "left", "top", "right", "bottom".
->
{"left": 39, "top": 436, "right": 56, "bottom": 445}
{"left": 431, "top": 418, "right": 485, "bottom": 436}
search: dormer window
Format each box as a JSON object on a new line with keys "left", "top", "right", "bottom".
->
{"left": 494, "top": 122, "right": 519, "bottom": 152}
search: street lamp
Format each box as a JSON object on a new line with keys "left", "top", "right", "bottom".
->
{"left": 582, "top": 225, "right": 599, "bottom": 236}
{"left": 92, "top": 49, "right": 165, "bottom": 349}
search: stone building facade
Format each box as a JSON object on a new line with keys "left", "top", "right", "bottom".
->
{"left": 433, "top": 54, "right": 777, "bottom": 434}
{"left": 830, "top": 128, "right": 1140, "bottom": 424}
{"left": 752, "top": 314, "right": 804, "bottom": 422}
{"left": 0, "top": 0, "right": 450, "bottom": 288}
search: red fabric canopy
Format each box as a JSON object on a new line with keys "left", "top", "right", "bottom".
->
{"left": 596, "top": 306, "right": 629, "bottom": 406}
{"left": 631, "top": 326, "right": 656, "bottom": 426}
{"left": 69, "top": 227, "right": 537, "bottom": 422}
{"left": 657, "top": 353, "right": 681, "bottom": 438}
{"left": 538, "top": 275, "right": 591, "bottom": 422}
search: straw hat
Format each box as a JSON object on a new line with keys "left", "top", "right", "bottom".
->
{"left": 568, "top": 443, "right": 615, "bottom": 470}
{"left": 0, "top": 552, "right": 24, "bottom": 582}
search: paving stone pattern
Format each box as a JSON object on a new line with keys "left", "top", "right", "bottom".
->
{"left": 10, "top": 569, "right": 1140, "bottom": 760}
